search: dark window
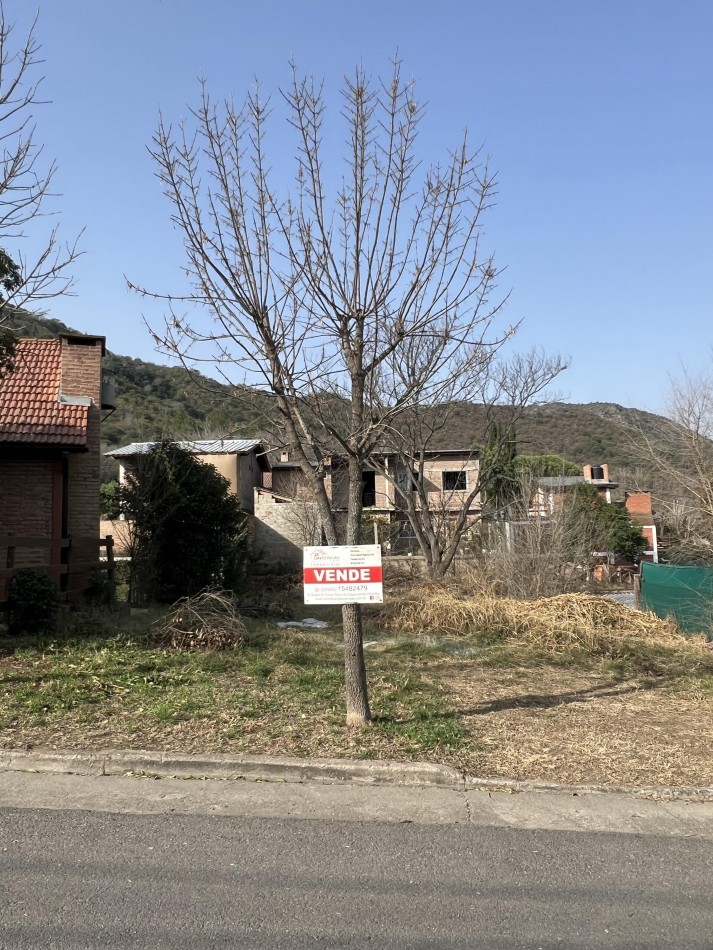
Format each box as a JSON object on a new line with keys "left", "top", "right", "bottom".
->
{"left": 442, "top": 470, "right": 467, "bottom": 492}
{"left": 362, "top": 471, "right": 376, "bottom": 507}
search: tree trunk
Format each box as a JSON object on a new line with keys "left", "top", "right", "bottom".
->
{"left": 342, "top": 602, "right": 371, "bottom": 725}
{"left": 342, "top": 455, "right": 372, "bottom": 726}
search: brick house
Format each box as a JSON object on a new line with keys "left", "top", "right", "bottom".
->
{"left": 623, "top": 489, "right": 658, "bottom": 562}
{"left": 0, "top": 333, "right": 107, "bottom": 599}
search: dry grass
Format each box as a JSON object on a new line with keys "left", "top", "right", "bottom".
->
{"left": 151, "top": 590, "right": 247, "bottom": 651}
{"left": 390, "top": 588, "right": 706, "bottom": 657}
{"left": 438, "top": 664, "right": 713, "bottom": 788}
{"left": 2, "top": 587, "right": 713, "bottom": 789}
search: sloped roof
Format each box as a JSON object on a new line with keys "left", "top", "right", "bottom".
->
{"left": 0, "top": 338, "right": 89, "bottom": 447}
{"left": 107, "top": 439, "right": 265, "bottom": 458}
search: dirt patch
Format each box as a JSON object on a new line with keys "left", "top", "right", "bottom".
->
{"left": 439, "top": 665, "right": 713, "bottom": 787}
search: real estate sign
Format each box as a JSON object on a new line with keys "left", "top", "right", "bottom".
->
{"left": 303, "top": 544, "right": 383, "bottom": 605}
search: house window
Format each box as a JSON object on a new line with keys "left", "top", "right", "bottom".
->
{"left": 362, "top": 471, "right": 376, "bottom": 507}
{"left": 396, "top": 470, "right": 418, "bottom": 493}
{"left": 442, "top": 470, "right": 467, "bottom": 492}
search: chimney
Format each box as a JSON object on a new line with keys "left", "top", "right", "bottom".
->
{"left": 280, "top": 450, "right": 290, "bottom": 463}
{"left": 59, "top": 333, "right": 105, "bottom": 404}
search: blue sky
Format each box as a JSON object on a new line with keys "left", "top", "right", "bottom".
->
{"left": 8, "top": 0, "right": 713, "bottom": 412}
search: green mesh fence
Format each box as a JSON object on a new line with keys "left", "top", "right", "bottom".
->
{"left": 640, "top": 562, "right": 713, "bottom": 638}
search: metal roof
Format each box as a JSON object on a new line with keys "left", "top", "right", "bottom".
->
{"left": 106, "top": 439, "right": 264, "bottom": 458}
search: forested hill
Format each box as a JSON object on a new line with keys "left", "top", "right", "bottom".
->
{"left": 436, "top": 400, "right": 663, "bottom": 470}
{"left": 6, "top": 311, "right": 662, "bottom": 469}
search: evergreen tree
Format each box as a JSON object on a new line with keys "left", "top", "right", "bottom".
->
{"left": 481, "top": 422, "right": 519, "bottom": 516}
{"left": 121, "top": 441, "right": 248, "bottom": 603}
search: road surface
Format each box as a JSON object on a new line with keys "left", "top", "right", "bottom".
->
{"left": 1, "top": 771, "right": 711, "bottom": 948}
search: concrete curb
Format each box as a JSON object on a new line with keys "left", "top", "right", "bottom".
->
{"left": 1, "top": 748, "right": 712, "bottom": 802}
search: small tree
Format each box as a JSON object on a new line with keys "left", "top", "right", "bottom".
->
{"left": 121, "top": 441, "right": 248, "bottom": 604}
{"left": 369, "top": 351, "right": 564, "bottom": 579}
{"left": 133, "top": 62, "right": 564, "bottom": 722}
{"left": 481, "top": 421, "right": 518, "bottom": 517}
{"left": 566, "top": 484, "right": 646, "bottom": 562}
{"left": 516, "top": 454, "right": 581, "bottom": 478}
{"left": 100, "top": 480, "right": 121, "bottom": 520}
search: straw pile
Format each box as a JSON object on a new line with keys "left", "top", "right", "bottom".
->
{"left": 153, "top": 589, "right": 247, "bottom": 651}
{"left": 391, "top": 588, "right": 706, "bottom": 657}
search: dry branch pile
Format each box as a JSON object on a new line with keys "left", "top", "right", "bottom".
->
{"left": 153, "top": 590, "right": 247, "bottom": 651}
{"left": 391, "top": 588, "right": 706, "bottom": 657}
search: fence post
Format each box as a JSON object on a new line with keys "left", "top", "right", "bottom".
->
{"left": 105, "top": 535, "right": 115, "bottom": 589}
{"left": 64, "top": 535, "right": 72, "bottom": 598}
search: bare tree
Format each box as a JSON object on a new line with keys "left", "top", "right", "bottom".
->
{"left": 466, "top": 472, "right": 599, "bottom": 598}
{"left": 132, "top": 61, "right": 562, "bottom": 724}
{"left": 631, "top": 367, "right": 713, "bottom": 558}
{"left": 0, "top": 6, "right": 81, "bottom": 365}
{"left": 371, "top": 349, "right": 564, "bottom": 579}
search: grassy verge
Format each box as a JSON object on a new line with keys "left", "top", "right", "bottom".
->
{"left": 1, "top": 595, "right": 712, "bottom": 788}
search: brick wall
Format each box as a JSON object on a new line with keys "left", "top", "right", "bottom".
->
{"left": 60, "top": 336, "right": 103, "bottom": 402}
{"left": 0, "top": 459, "right": 54, "bottom": 567}
{"left": 61, "top": 337, "right": 104, "bottom": 592}
{"left": 67, "top": 406, "right": 100, "bottom": 539}
{"left": 625, "top": 491, "right": 653, "bottom": 518}
{"left": 62, "top": 338, "right": 103, "bottom": 542}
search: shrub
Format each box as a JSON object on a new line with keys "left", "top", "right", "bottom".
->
{"left": 121, "top": 440, "right": 249, "bottom": 604}
{"left": 83, "top": 569, "right": 115, "bottom": 607}
{"left": 100, "top": 480, "right": 121, "bottom": 519}
{"left": 7, "top": 568, "right": 60, "bottom": 635}
{"left": 112, "top": 560, "right": 131, "bottom": 602}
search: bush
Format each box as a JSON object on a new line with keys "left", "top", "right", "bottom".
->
{"left": 112, "top": 560, "right": 131, "bottom": 602}
{"left": 100, "top": 480, "right": 121, "bottom": 519}
{"left": 83, "top": 569, "right": 115, "bottom": 607}
{"left": 121, "top": 441, "right": 249, "bottom": 604}
{"left": 7, "top": 568, "right": 60, "bottom": 635}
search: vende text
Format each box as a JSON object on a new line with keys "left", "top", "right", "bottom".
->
{"left": 304, "top": 567, "right": 382, "bottom": 584}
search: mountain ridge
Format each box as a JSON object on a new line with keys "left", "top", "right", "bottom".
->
{"left": 5, "top": 311, "right": 658, "bottom": 475}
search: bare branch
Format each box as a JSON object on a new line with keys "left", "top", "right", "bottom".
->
{"left": 0, "top": 6, "right": 81, "bottom": 325}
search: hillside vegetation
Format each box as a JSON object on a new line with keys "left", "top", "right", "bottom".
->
{"left": 7, "top": 311, "right": 660, "bottom": 471}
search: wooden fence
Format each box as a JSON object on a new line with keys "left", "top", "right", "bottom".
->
{"left": 0, "top": 535, "right": 115, "bottom": 607}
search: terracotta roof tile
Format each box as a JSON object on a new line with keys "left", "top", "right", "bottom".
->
{"left": 0, "top": 338, "right": 89, "bottom": 446}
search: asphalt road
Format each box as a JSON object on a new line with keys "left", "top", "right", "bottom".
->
{"left": 1, "top": 800, "right": 711, "bottom": 949}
